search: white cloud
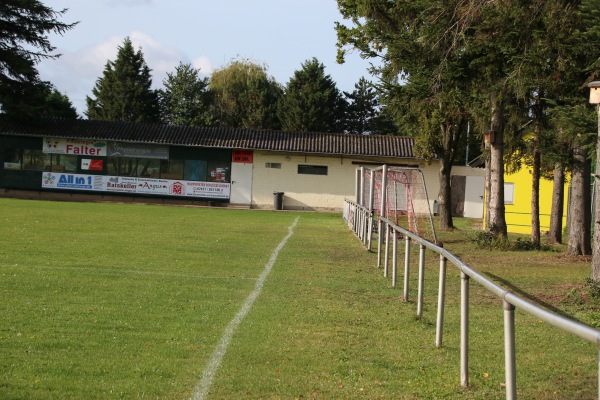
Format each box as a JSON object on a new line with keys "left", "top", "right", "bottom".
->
{"left": 128, "top": 31, "right": 184, "bottom": 85}
{"left": 192, "top": 57, "right": 215, "bottom": 76}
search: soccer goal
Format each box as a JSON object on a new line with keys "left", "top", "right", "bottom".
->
{"left": 359, "top": 165, "right": 437, "bottom": 244}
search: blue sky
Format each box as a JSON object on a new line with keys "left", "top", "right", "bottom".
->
{"left": 37, "top": 0, "right": 377, "bottom": 116}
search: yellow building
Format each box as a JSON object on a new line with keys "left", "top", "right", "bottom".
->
{"left": 503, "top": 166, "right": 569, "bottom": 235}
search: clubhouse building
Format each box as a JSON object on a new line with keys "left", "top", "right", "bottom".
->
{"left": 0, "top": 118, "right": 484, "bottom": 214}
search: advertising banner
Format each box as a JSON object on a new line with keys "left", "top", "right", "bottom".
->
{"left": 41, "top": 173, "right": 230, "bottom": 199}
{"left": 232, "top": 150, "right": 253, "bottom": 163}
{"left": 44, "top": 137, "right": 107, "bottom": 156}
{"left": 81, "top": 159, "right": 104, "bottom": 171}
{"left": 107, "top": 142, "right": 169, "bottom": 159}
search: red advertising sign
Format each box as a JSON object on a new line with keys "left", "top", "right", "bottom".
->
{"left": 81, "top": 159, "right": 104, "bottom": 171}
{"left": 232, "top": 150, "right": 253, "bottom": 163}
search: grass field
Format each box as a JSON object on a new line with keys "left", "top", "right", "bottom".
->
{"left": 0, "top": 198, "right": 598, "bottom": 399}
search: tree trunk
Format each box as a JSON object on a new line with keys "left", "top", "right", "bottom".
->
{"left": 484, "top": 149, "right": 491, "bottom": 230}
{"left": 438, "top": 122, "right": 454, "bottom": 231}
{"left": 592, "top": 105, "right": 600, "bottom": 281}
{"left": 438, "top": 159, "right": 453, "bottom": 230}
{"left": 487, "top": 92, "right": 507, "bottom": 236}
{"left": 548, "top": 162, "right": 564, "bottom": 244}
{"left": 567, "top": 144, "right": 591, "bottom": 256}
{"left": 531, "top": 126, "right": 541, "bottom": 247}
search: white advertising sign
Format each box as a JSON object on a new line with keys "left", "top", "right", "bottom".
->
{"left": 44, "top": 137, "right": 107, "bottom": 156}
{"left": 41, "top": 173, "right": 230, "bottom": 199}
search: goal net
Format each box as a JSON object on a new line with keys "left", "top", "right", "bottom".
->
{"left": 363, "top": 166, "right": 437, "bottom": 244}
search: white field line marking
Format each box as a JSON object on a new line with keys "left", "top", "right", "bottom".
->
{"left": 190, "top": 216, "right": 300, "bottom": 400}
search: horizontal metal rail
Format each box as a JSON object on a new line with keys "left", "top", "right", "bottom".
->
{"left": 344, "top": 198, "right": 600, "bottom": 399}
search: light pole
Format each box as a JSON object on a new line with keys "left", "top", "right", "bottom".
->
{"left": 589, "top": 81, "right": 600, "bottom": 282}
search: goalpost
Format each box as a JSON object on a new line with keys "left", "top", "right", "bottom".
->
{"left": 360, "top": 165, "right": 437, "bottom": 245}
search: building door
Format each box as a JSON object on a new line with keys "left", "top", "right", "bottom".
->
{"left": 229, "top": 151, "right": 253, "bottom": 205}
{"left": 464, "top": 176, "right": 485, "bottom": 218}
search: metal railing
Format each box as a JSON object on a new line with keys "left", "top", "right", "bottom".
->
{"left": 343, "top": 199, "right": 374, "bottom": 251}
{"left": 344, "top": 199, "right": 600, "bottom": 400}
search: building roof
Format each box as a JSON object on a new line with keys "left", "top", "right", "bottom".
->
{"left": 0, "top": 118, "right": 416, "bottom": 159}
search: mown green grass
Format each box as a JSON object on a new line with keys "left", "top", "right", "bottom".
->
{"left": 0, "top": 198, "right": 598, "bottom": 399}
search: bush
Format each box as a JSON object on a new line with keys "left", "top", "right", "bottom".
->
{"left": 471, "top": 231, "right": 555, "bottom": 251}
{"left": 585, "top": 278, "right": 600, "bottom": 299}
{"left": 471, "top": 231, "right": 511, "bottom": 250}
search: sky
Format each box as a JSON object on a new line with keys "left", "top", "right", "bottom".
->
{"left": 37, "top": 0, "right": 378, "bottom": 117}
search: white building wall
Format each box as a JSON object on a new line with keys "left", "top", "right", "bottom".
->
{"left": 250, "top": 151, "right": 442, "bottom": 211}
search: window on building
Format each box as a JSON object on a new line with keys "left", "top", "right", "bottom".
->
{"left": 207, "top": 161, "right": 229, "bottom": 182}
{"left": 265, "top": 162, "right": 281, "bottom": 169}
{"left": 184, "top": 160, "right": 207, "bottom": 181}
{"left": 504, "top": 183, "right": 515, "bottom": 205}
{"left": 298, "top": 164, "right": 328, "bottom": 176}
{"left": 23, "top": 149, "right": 48, "bottom": 171}
{"left": 52, "top": 154, "right": 77, "bottom": 172}
{"left": 107, "top": 157, "right": 160, "bottom": 177}
{"left": 160, "top": 159, "right": 184, "bottom": 180}
{"left": 3, "top": 149, "right": 23, "bottom": 170}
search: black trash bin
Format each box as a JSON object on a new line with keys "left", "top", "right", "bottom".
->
{"left": 273, "top": 192, "right": 284, "bottom": 210}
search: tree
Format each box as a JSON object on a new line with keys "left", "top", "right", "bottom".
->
{"left": 209, "top": 59, "right": 282, "bottom": 129}
{"left": 159, "top": 62, "right": 213, "bottom": 127}
{"left": 541, "top": 0, "right": 600, "bottom": 256}
{"left": 86, "top": 37, "right": 159, "bottom": 123}
{"left": 0, "top": 1, "right": 76, "bottom": 120}
{"left": 279, "top": 58, "right": 346, "bottom": 133}
{"left": 336, "top": 1, "right": 470, "bottom": 230}
{"left": 344, "top": 77, "right": 396, "bottom": 134}
{"left": 39, "top": 83, "right": 78, "bottom": 119}
{"left": 569, "top": 142, "right": 592, "bottom": 256}
{"left": 1, "top": 79, "right": 78, "bottom": 120}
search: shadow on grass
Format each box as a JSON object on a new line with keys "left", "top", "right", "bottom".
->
{"left": 484, "top": 272, "right": 588, "bottom": 325}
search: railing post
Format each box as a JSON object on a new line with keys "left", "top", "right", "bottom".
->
{"left": 504, "top": 300, "right": 517, "bottom": 400}
{"left": 403, "top": 236, "right": 411, "bottom": 302}
{"left": 417, "top": 244, "right": 426, "bottom": 319}
{"left": 392, "top": 229, "right": 398, "bottom": 288}
{"left": 362, "top": 210, "right": 368, "bottom": 246}
{"left": 436, "top": 254, "right": 447, "bottom": 348}
{"left": 384, "top": 222, "right": 390, "bottom": 277}
{"left": 358, "top": 207, "right": 363, "bottom": 240}
{"left": 461, "top": 271, "right": 469, "bottom": 388}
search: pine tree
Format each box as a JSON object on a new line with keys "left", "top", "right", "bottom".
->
{"left": 86, "top": 37, "right": 159, "bottom": 123}
{"left": 159, "top": 63, "right": 213, "bottom": 127}
{"left": 344, "top": 77, "right": 396, "bottom": 134}
{"left": 279, "top": 58, "right": 346, "bottom": 133}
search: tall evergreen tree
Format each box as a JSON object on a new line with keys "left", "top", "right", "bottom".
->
{"left": 159, "top": 62, "right": 213, "bottom": 127}
{"left": 86, "top": 37, "right": 159, "bottom": 123}
{"left": 0, "top": 1, "right": 76, "bottom": 120}
{"left": 209, "top": 59, "right": 281, "bottom": 129}
{"left": 279, "top": 58, "right": 346, "bottom": 133}
{"left": 344, "top": 77, "right": 396, "bottom": 134}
